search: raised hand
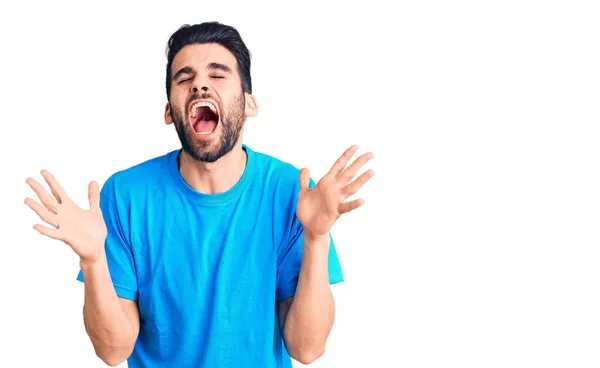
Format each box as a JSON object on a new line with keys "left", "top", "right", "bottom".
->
{"left": 24, "top": 170, "right": 107, "bottom": 263}
{"left": 296, "top": 145, "right": 374, "bottom": 239}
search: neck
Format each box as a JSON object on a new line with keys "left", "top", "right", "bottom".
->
{"left": 178, "top": 142, "right": 247, "bottom": 194}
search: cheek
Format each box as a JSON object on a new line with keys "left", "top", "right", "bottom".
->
{"left": 170, "top": 88, "right": 188, "bottom": 107}
{"left": 170, "top": 99, "right": 186, "bottom": 116}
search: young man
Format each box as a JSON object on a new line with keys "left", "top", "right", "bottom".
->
{"left": 24, "top": 22, "right": 374, "bottom": 367}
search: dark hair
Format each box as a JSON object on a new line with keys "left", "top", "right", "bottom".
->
{"left": 165, "top": 22, "right": 252, "bottom": 99}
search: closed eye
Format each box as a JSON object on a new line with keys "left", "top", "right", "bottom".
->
{"left": 179, "top": 78, "right": 191, "bottom": 84}
{"left": 211, "top": 76, "right": 225, "bottom": 79}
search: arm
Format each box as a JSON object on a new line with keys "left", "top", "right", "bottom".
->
{"left": 81, "top": 254, "right": 140, "bottom": 366}
{"left": 278, "top": 234, "right": 334, "bottom": 364}
{"left": 24, "top": 170, "right": 140, "bottom": 366}
{"left": 279, "top": 145, "right": 373, "bottom": 364}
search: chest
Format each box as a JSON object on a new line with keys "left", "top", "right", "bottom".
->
{"left": 127, "top": 195, "right": 285, "bottom": 329}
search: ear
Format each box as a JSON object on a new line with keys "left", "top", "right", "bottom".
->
{"left": 164, "top": 102, "right": 173, "bottom": 125}
{"left": 244, "top": 93, "right": 258, "bottom": 118}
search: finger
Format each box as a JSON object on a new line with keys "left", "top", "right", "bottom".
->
{"left": 41, "top": 170, "right": 68, "bottom": 204}
{"left": 299, "top": 168, "right": 310, "bottom": 193}
{"left": 339, "top": 198, "right": 365, "bottom": 214}
{"left": 33, "top": 223, "right": 61, "bottom": 239}
{"left": 343, "top": 170, "right": 375, "bottom": 198}
{"left": 328, "top": 145, "right": 359, "bottom": 176}
{"left": 24, "top": 198, "right": 59, "bottom": 228}
{"left": 25, "top": 177, "right": 59, "bottom": 213}
{"left": 339, "top": 152, "right": 374, "bottom": 183}
{"left": 88, "top": 181, "right": 101, "bottom": 210}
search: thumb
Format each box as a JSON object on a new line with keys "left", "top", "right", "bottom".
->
{"left": 88, "top": 181, "right": 101, "bottom": 210}
{"left": 299, "top": 168, "right": 310, "bottom": 193}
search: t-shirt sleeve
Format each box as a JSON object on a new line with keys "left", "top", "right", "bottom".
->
{"left": 275, "top": 178, "right": 344, "bottom": 301}
{"left": 76, "top": 183, "right": 138, "bottom": 301}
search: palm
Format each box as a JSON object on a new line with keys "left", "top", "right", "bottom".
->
{"left": 297, "top": 176, "right": 342, "bottom": 236}
{"left": 296, "top": 146, "right": 374, "bottom": 238}
{"left": 25, "top": 170, "right": 107, "bottom": 263}
{"left": 53, "top": 198, "right": 107, "bottom": 258}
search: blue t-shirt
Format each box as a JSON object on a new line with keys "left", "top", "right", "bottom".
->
{"left": 76, "top": 145, "right": 344, "bottom": 367}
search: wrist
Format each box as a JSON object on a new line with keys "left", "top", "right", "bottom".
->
{"left": 303, "top": 231, "right": 330, "bottom": 249}
{"left": 301, "top": 233, "right": 330, "bottom": 270}
{"left": 79, "top": 251, "right": 107, "bottom": 271}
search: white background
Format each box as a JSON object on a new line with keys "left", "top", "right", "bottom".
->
{"left": 1, "top": 0, "right": 599, "bottom": 367}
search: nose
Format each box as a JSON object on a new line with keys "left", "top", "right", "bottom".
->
{"left": 191, "top": 76, "right": 209, "bottom": 94}
{"left": 192, "top": 85, "right": 209, "bottom": 93}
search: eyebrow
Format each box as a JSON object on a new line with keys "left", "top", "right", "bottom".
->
{"left": 208, "top": 62, "right": 232, "bottom": 73}
{"left": 173, "top": 66, "right": 195, "bottom": 81}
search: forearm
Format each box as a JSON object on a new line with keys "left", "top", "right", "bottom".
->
{"left": 81, "top": 252, "right": 136, "bottom": 365}
{"left": 283, "top": 234, "right": 335, "bottom": 363}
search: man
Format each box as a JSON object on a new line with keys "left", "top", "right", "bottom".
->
{"left": 24, "top": 22, "right": 374, "bottom": 367}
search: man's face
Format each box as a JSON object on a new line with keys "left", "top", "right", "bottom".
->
{"left": 165, "top": 43, "right": 257, "bottom": 163}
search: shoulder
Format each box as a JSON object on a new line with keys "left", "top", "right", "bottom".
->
{"left": 100, "top": 150, "right": 176, "bottom": 202}
{"left": 249, "top": 146, "right": 302, "bottom": 193}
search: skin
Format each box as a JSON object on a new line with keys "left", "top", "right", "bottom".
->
{"left": 24, "top": 42, "right": 374, "bottom": 366}
{"left": 165, "top": 43, "right": 258, "bottom": 195}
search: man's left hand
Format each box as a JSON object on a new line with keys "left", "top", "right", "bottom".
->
{"left": 296, "top": 145, "right": 374, "bottom": 241}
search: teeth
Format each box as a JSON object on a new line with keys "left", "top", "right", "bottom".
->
{"left": 197, "top": 126, "right": 216, "bottom": 135}
{"left": 190, "top": 101, "right": 217, "bottom": 118}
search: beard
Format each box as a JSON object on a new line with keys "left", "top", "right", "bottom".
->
{"left": 171, "top": 92, "right": 246, "bottom": 163}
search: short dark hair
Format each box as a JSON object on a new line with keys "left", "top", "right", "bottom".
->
{"left": 165, "top": 22, "right": 252, "bottom": 99}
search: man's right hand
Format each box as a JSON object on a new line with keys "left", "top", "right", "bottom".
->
{"left": 25, "top": 170, "right": 107, "bottom": 264}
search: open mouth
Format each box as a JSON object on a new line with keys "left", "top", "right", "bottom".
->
{"left": 190, "top": 101, "right": 219, "bottom": 135}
